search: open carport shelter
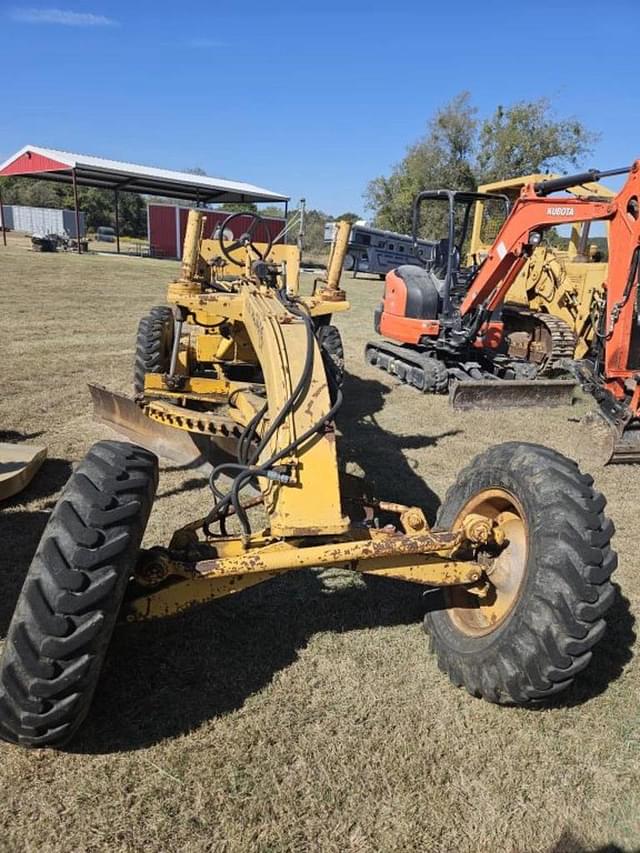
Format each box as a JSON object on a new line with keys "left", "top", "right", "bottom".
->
{"left": 0, "top": 145, "right": 289, "bottom": 253}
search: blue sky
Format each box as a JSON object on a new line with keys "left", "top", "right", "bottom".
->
{"left": 1, "top": 0, "right": 639, "bottom": 214}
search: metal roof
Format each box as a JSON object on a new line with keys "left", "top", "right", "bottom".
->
{"left": 0, "top": 145, "right": 289, "bottom": 204}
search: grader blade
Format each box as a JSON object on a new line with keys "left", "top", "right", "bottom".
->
{"left": 449, "top": 378, "right": 576, "bottom": 411}
{"left": 89, "top": 383, "right": 212, "bottom": 467}
{"left": 0, "top": 442, "right": 47, "bottom": 501}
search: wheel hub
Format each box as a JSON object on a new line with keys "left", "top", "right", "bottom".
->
{"left": 448, "top": 489, "right": 528, "bottom": 637}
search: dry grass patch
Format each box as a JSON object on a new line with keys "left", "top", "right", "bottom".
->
{"left": 0, "top": 245, "right": 637, "bottom": 852}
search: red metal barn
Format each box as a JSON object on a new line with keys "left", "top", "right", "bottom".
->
{"left": 148, "top": 204, "right": 286, "bottom": 259}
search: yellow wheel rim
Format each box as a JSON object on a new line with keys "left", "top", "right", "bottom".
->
{"left": 447, "top": 488, "right": 528, "bottom": 637}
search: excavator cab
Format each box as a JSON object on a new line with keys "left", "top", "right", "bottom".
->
{"left": 371, "top": 190, "right": 509, "bottom": 348}
{"left": 411, "top": 189, "right": 510, "bottom": 316}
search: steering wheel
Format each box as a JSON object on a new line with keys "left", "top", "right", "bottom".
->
{"left": 218, "top": 212, "right": 273, "bottom": 265}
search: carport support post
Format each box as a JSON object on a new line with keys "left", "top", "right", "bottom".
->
{"left": 0, "top": 188, "right": 6, "bottom": 248}
{"left": 114, "top": 188, "right": 120, "bottom": 254}
{"left": 72, "top": 168, "right": 82, "bottom": 254}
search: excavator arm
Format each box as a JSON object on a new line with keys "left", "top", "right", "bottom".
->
{"left": 459, "top": 161, "right": 640, "bottom": 459}
{"left": 460, "top": 193, "right": 615, "bottom": 316}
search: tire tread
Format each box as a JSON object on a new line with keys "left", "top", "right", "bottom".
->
{"left": 0, "top": 441, "right": 158, "bottom": 747}
{"left": 425, "top": 442, "right": 616, "bottom": 705}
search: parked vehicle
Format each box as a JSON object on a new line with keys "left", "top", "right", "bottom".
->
{"left": 325, "top": 221, "right": 434, "bottom": 278}
{"left": 96, "top": 226, "right": 116, "bottom": 243}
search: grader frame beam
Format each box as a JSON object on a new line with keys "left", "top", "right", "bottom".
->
{"left": 125, "top": 518, "right": 496, "bottom": 621}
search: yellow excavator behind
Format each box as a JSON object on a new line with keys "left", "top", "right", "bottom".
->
{"left": 469, "top": 173, "right": 613, "bottom": 361}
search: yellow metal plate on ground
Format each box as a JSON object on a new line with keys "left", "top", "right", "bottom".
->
{"left": 0, "top": 442, "right": 47, "bottom": 501}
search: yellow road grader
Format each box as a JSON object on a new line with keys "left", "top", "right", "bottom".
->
{"left": 0, "top": 211, "right": 617, "bottom": 747}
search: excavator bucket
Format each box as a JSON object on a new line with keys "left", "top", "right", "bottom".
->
{"left": 89, "top": 384, "right": 218, "bottom": 468}
{"left": 0, "top": 442, "right": 47, "bottom": 501}
{"left": 449, "top": 379, "right": 577, "bottom": 411}
{"left": 580, "top": 409, "right": 640, "bottom": 465}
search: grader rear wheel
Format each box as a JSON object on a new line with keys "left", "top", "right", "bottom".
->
{"left": 0, "top": 441, "right": 157, "bottom": 747}
{"left": 316, "top": 324, "right": 345, "bottom": 401}
{"left": 133, "top": 306, "right": 174, "bottom": 395}
{"left": 424, "top": 442, "right": 617, "bottom": 704}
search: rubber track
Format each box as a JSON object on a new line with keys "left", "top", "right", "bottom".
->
{"left": 365, "top": 341, "right": 449, "bottom": 393}
{"left": 133, "top": 306, "right": 173, "bottom": 395}
{"left": 425, "top": 442, "right": 617, "bottom": 704}
{"left": 0, "top": 441, "right": 158, "bottom": 747}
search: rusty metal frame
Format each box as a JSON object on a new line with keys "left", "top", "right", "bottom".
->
{"left": 123, "top": 513, "right": 500, "bottom": 622}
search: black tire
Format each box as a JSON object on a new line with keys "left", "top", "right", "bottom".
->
{"left": 343, "top": 252, "right": 355, "bottom": 272}
{"left": 424, "top": 442, "right": 616, "bottom": 705}
{"left": 0, "top": 441, "right": 158, "bottom": 747}
{"left": 133, "top": 306, "right": 174, "bottom": 395}
{"left": 316, "top": 324, "right": 345, "bottom": 389}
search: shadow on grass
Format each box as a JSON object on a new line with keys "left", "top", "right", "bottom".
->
{"left": 74, "top": 569, "right": 425, "bottom": 754}
{"left": 547, "top": 829, "right": 636, "bottom": 852}
{"left": 72, "top": 371, "right": 463, "bottom": 753}
{"left": 0, "top": 429, "right": 46, "bottom": 443}
{"left": 0, "top": 458, "right": 73, "bottom": 635}
{"left": 155, "top": 476, "right": 210, "bottom": 501}
{"left": 338, "top": 372, "right": 462, "bottom": 523}
{"left": 0, "top": 510, "right": 51, "bottom": 635}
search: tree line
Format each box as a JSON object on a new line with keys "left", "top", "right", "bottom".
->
{"left": 0, "top": 176, "right": 147, "bottom": 237}
{"left": 365, "top": 92, "right": 597, "bottom": 234}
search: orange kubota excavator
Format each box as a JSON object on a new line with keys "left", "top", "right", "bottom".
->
{"left": 366, "top": 163, "right": 640, "bottom": 462}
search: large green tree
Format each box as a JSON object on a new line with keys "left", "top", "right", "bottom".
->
{"left": 365, "top": 93, "right": 597, "bottom": 234}
{"left": 477, "top": 98, "right": 597, "bottom": 183}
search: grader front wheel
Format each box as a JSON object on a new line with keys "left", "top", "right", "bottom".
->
{"left": 425, "top": 442, "right": 617, "bottom": 704}
{"left": 0, "top": 441, "right": 157, "bottom": 747}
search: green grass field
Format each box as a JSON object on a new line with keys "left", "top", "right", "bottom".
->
{"left": 0, "top": 235, "right": 638, "bottom": 852}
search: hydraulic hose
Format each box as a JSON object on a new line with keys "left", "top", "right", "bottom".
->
{"left": 205, "top": 289, "right": 341, "bottom": 538}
